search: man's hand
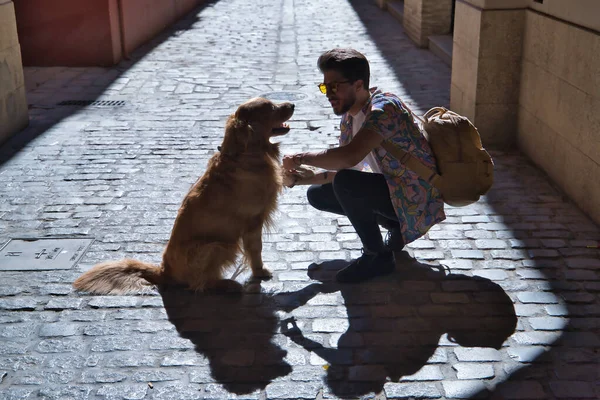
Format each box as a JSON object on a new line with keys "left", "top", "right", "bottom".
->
{"left": 283, "top": 153, "right": 304, "bottom": 170}
{"left": 282, "top": 165, "right": 318, "bottom": 188}
{"left": 282, "top": 155, "right": 296, "bottom": 170}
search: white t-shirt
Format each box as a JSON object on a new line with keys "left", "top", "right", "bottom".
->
{"left": 350, "top": 110, "right": 382, "bottom": 173}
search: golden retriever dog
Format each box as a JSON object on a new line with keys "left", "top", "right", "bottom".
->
{"left": 73, "top": 97, "right": 295, "bottom": 294}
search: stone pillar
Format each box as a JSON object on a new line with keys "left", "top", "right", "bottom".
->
{"left": 0, "top": 0, "right": 28, "bottom": 145}
{"left": 450, "top": 0, "right": 529, "bottom": 149}
{"left": 403, "top": 0, "right": 454, "bottom": 47}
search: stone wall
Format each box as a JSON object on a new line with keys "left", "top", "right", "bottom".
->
{"left": 518, "top": 9, "right": 600, "bottom": 224}
{"left": 0, "top": 0, "right": 28, "bottom": 145}
{"left": 403, "top": 0, "right": 453, "bottom": 47}
{"left": 450, "top": 1, "right": 525, "bottom": 149}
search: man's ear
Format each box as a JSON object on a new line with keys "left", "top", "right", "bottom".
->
{"left": 354, "top": 79, "right": 364, "bottom": 92}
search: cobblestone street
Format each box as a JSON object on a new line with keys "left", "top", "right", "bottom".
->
{"left": 0, "top": 0, "right": 599, "bottom": 399}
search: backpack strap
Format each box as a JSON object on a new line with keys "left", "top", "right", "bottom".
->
{"left": 382, "top": 98, "right": 444, "bottom": 190}
{"left": 380, "top": 141, "right": 442, "bottom": 189}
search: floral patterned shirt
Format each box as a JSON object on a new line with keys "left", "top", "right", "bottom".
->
{"left": 340, "top": 88, "right": 446, "bottom": 244}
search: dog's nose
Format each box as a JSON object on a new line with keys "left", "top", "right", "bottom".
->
{"left": 290, "top": 103, "right": 295, "bottom": 110}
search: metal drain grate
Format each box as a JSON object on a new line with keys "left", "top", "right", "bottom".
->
{"left": 57, "top": 100, "right": 126, "bottom": 107}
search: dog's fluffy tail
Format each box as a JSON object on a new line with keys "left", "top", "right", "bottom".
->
{"left": 73, "top": 259, "right": 163, "bottom": 295}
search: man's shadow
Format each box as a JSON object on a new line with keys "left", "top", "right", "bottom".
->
{"left": 280, "top": 254, "right": 518, "bottom": 398}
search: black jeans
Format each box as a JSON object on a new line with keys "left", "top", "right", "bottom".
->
{"left": 307, "top": 169, "right": 400, "bottom": 253}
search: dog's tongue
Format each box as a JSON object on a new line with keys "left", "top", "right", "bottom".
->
{"left": 272, "top": 123, "right": 290, "bottom": 135}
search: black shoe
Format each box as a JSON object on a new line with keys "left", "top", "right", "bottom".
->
{"left": 384, "top": 228, "right": 405, "bottom": 252}
{"left": 336, "top": 250, "right": 395, "bottom": 283}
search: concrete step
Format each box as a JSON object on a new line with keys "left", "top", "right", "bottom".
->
{"left": 386, "top": 0, "right": 404, "bottom": 24}
{"left": 428, "top": 34, "right": 453, "bottom": 66}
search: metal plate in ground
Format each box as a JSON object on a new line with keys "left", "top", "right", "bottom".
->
{"left": 0, "top": 238, "right": 94, "bottom": 271}
{"left": 57, "top": 100, "right": 126, "bottom": 107}
{"left": 260, "top": 91, "right": 309, "bottom": 102}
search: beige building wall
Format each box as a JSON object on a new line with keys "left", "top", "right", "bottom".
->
{"left": 450, "top": 1, "right": 525, "bottom": 149}
{"left": 518, "top": 6, "right": 600, "bottom": 224}
{"left": 0, "top": 0, "right": 28, "bottom": 145}
{"left": 529, "top": 0, "right": 600, "bottom": 32}
{"left": 403, "top": 0, "right": 453, "bottom": 47}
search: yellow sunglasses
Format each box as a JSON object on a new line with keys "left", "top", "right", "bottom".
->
{"left": 318, "top": 80, "right": 351, "bottom": 95}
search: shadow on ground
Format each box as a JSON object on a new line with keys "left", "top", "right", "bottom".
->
{"left": 346, "top": 0, "right": 452, "bottom": 111}
{"left": 160, "top": 253, "right": 517, "bottom": 398}
{"left": 0, "top": 0, "right": 219, "bottom": 167}
{"left": 346, "top": 1, "right": 600, "bottom": 398}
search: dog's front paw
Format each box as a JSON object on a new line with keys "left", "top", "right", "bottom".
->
{"left": 252, "top": 267, "right": 272, "bottom": 280}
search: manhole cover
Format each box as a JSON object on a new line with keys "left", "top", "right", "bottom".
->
{"left": 0, "top": 238, "right": 94, "bottom": 271}
{"left": 57, "top": 100, "right": 126, "bottom": 107}
{"left": 260, "top": 91, "right": 309, "bottom": 102}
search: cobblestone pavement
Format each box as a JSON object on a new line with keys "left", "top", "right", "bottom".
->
{"left": 1, "top": 0, "right": 599, "bottom": 399}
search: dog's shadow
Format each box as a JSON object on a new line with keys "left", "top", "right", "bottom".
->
{"left": 279, "top": 254, "right": 518, "bottom": 398}
{"left": 158, "top": 277, "right": 324, "bottom": 394}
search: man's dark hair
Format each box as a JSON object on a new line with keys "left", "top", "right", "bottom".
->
{"left": 317, "top": 48, "right": 370, "bottom": 90}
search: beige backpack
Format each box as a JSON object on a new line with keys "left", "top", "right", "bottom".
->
{"left": 381, "top": 106, "right": 494, "bottom": 207}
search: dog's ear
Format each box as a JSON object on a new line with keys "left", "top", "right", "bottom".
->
{"left": 234, "top": 106, "right": 251, "bottom": 124}
{"left": 222, "top": 115, "right": 253, "bottom": 154}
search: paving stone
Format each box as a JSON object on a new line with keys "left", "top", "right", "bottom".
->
{"left": 512, "top": 331, "right": 562, "bottom": 346}
{"left": 59, "top": 309, "right": 107, "bottom": 321}
{"left": 96, "top": 384, "right": 147, "bottom": 399}
{"left": 88, "top": 296, "right": 139, "bottom": 308}
{"left": 131, "top": 369, "right": 183, "bottom": 383}
{"left": 452, "top": 363, "right": 495, "bottom": 380}
{"left": 442, "top": 380, "right": 489, "bottom": 398}
{"left": 553, "top": 364, "right": 599, "bottom": 381}
{"left": 90, "top": 336, "right": 146, "bottom": 352}
{"left": 266, "top": 382, "right": 322, "bottom": 399}
{"left": 506, "top": 346, "right": 550, "bottom": 363}
{"left": 100, "top": 354, "right": 155, "bottom": 368}
{"left": 517, "top": 292, "right": 560, "bottom": 304}
{"left": 142, "top": 383, "right": 202, "bottom": 400}
{"left": 0, "top": 388, "right": 37, "bottom": 400}
{"left": 528, "top": 317, "right": 568, "bottom": 331}
{"left": 81, "top": 369, "right": 129, "bottom": 383}
{"left": 544, "top": 304, "right": 569, "bottom": 316}
{"left": 549, "top": 381, "right": 597, "bottom": 398}
{"left": 561, "top": 331, "right": 600, "bottom": 347}
{"left": 0, "top": 298, "right": 38, "bottom": 311}
{"left": 496, "top": 381, "right": 547, "bottom": 399}
{"left": 400, "top": 365, "right": 444, "bottom": 381}
{"left": 44, "top": 298, "right": 84, "bottom": 310}
{"left": 439, "top": 259, "right": 474, "bottom": 270}
{"left": 384, "top": 382, "right": 442, "bottom": 398}
{"left": 453, "top": 348, "right": 501, "bottom": 362}
{"left": 39, "top": 323, "right": 79, "bottom": 337}
{"left": 472, "top": 269, "right": 509, "bottom": 280}
{"left": 36, "top": 338, "right": 86, "bottom": 353}
{"left": 312, "top": 319, "right": 349, "bottom": 333}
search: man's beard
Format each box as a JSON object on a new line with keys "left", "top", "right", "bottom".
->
{"left": 332, "top": 94, "right": 355, "bottom": 116}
